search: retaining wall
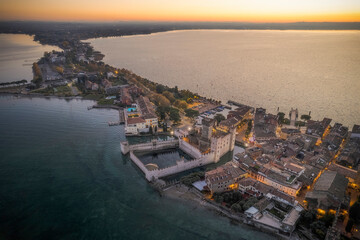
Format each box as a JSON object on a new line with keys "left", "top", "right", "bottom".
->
{"left": 179, "top": 139, "right": 203, "bottom": 159}
{"left": 121, "top": 139, "right": 179, "bottom": 154}
{"left": 130, "top": 150, "right": 215, "bottom": 181}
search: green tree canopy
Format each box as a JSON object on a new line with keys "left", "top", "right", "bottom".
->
{"left": 185, "top": 109, "right": 199, "bottom": 119}
{"left": 151, "top": 93, "right": 171, "bottom": 107}
{"left": 156, "top": 84, "right": 166, "bottom": 94}
{"left": 169, "top": 108, "right": 181, "bottom": 123}
{"left": 301, "top": 114, "right": 311, "bottom": 121}
{"left": 174, "top": 99, "right": 188, "bottom": 110}
{"left": 162, "top": 91, "right": 176, "bottom": 103}
{"left": 156, "top": 106, "right": 170, "bottom": 120}
{"left": 214, "top": 114, "right": 225, "bottom": 124}
{"left": 277, "top": 112, "right": 285, "bottom": 124}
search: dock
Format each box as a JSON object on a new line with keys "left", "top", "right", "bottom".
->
{"left": 108, "top": 121, "right": 120, "bottom": 126}
{"left": 119, "top": 109, "right": 125, "bottom": 124}
{"left": 108, "top": 109, "right": 125, "bottom": 126}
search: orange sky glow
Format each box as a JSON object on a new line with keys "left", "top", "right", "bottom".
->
{"left": 0, "top": 0, "right": 359, "bottom": 22}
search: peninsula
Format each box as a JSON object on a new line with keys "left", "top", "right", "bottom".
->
{"left": 1, "top": 21, "right": 359, "bottom": 240}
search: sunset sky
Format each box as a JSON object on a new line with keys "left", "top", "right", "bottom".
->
{"left": 0, "top": 0, "right": 359, "bottom": 22}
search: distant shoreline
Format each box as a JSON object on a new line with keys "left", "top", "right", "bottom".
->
{"left": 85, "top": 28, "right": 360, "bottom": 40}
{"left": 1, "top": 21, "right": 360, "bottom": 47}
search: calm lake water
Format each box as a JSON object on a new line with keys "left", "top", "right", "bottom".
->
{"left": 0, "top": 34, "right": 59, "bottom": 83}
{"left": 89, "top": 30, "right": 360, "bottom": 127}
{"left": 0, "top": 95, "right": 273, "bottom": 240}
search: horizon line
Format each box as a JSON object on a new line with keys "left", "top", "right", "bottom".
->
{"left": 1, "top": 20, "right": 360, "bottom": 24}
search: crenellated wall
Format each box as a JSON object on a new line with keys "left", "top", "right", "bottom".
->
{"left": 179, "top": 139, "right": 203, "bottom": 159}
{"left": 121, "top": 139, "right": 179, "bottom": 154}
{"left": 130, "top": 150, "right": 215, "bottom": 181}
{"left": 123, "top": 138, "right": 218, "bottom": 181}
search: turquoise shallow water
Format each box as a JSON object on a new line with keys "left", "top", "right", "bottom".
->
{"left": 0, "top": 95, "right": 274, "bottom": 240}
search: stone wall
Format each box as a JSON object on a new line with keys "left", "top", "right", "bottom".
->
{"left": 129, "top": 150, "right": 215, "bottom": 181}
{"left": 121, "top": 139, "right": 179, "bottom": 154}
{"left": 130, "top": 151, "right": 150, "bottom": 179}
{"left": 125, "top": 138, "right": 217, "bottom": 181}
{"left": 179, "top": 139, "right": 203, "bottom": 159}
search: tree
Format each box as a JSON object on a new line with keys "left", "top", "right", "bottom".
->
{"left": 185, "top": 109, "right": 199, "bottom": 119}
{"left": 247, "top": 120, "right": 252, "bottom": 129}
{"left": 214, "top": 194, "right": 224, "bottom": 203}
{"left": 277, "top": 112, "right": 285, "bottom": 124}
{"left": 245, "top": 120, "right": 253, "bottom": 139}
{"left": 310, "top": 221, "right": 327, "bottom": 239}
{"left": 152, "top": 93, "right": 170, "bottom": 107}
{"left": 231, "top": 203, "right": 242, "bottom": 212}
{"left": 300, "top": 210, "right": 316, "bottom": 227}
{"left": 32, "top": 62, "right": 42, "bottom": 88}
{"left": 169, "top": 108, "right": 181, "bottom": 123}
{"left": 86, "top": 47, "right": 93, "bottom": 57}
{"left": 301, "top": 114, "right": 311, "bottom": 121}
{"left": 319, "top": 212, "right": 335, "bottom": 227}
{"left": 174, "top": 100, "right": 188, "bottom": 110}
{"left": 346, "top": 218, "right": 354, "bottom": 232}
{"left": 214, "top": 114, "right": 225, "bottom": 124}
{"left": 243, "top": 197, "right": 258, "bottom": 211}
{"left": 62, "top": 41, "right": 69, "bottom": 48}
{"left": 32, "top": 62, "right": 42, "bottom": 78}
{"left": 186, "top": 97, "right": 194, "bottom": 104}
{"left": 283, "top": 118, "right": 290, "bottom": 125}
{"left": 239, "top": 200, "right": 246, "bottom": 208}
{"left": 349, "top": 201, "right": 360, "bottom": 222}
{"left": 156, "top": 106, "right": 167, "bottom": 120}
{"left": 162, "top": 91, "right": 176, "bottom": 103}
{"left": 156, "top": 84, "right": 166, "bottom": 94}
{"left": 55, "top": 66, "right": 64, "bottom": 74}
{"left": 179, "top": 89, "right": 194, "bottom": 99}
{"left": 180, "top": 172, "right": 204, "bottom": 186}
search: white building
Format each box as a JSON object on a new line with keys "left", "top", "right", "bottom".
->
{"left": 211, "top": 128, "right": 236, "bottom": 162}
{"left": 125, "top": 117, "right": 147, "bottom": 135}
{"left": 143, "top": 116, "right": 158, "bottom": 129}
{"left": 255, "top": 171, "right": 302, "bottom": 197}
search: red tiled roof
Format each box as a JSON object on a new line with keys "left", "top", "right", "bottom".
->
{"left": 127, "top": 117, "right": 146, "bottom": 124}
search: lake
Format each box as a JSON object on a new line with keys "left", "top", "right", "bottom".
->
{"left": 89, "top": 30, "right": 360, "bottom": 127}
{"left": 0, "top": 34, "right": 59, "bottom": 84}
{"left": 0, "top": 95, "right": 273, "bottom": 240}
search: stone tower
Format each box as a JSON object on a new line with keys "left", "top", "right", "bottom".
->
{"left": 201, "top": 118, "right": 215, "bottom": 140}
{"left": 289, "top": 108, "right": 298, "bottom": 126}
